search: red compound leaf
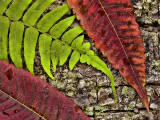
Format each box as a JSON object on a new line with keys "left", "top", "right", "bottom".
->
{"left": 0, "top": 60, "right": 91, "bottom": 120}
{"left": 67, "top": 0, "right": 149, "bottom": 113}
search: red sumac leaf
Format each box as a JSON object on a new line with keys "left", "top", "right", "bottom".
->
{"left": 67, "top": 0, "right": 149, "bottom": 113}
{"left": 0, "top": 60, "right": 91, "bottom": 120}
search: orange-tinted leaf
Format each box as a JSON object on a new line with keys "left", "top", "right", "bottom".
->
{"left": 67, "top": 0, "right": 149, "bottom": 113}
{"left": 0, "top": 60, "right": 91, "bottom": 120}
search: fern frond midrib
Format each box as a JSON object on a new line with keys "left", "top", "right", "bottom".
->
{"left": 1, "top": 15, "right": 112, "bottom": 80}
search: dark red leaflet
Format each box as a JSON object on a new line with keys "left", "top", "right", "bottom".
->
{"left": 67, "top": 0, "right": 149, "bottom": 113}
{"left": 0, "top": 60, "right": 91, "bottom": 120}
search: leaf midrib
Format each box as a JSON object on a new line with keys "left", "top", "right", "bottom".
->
{"left": 97, "top": 0, "right": 144, "bottom": 92}
{"left": 0, "top": 89, "right": 46, "bottom": 120}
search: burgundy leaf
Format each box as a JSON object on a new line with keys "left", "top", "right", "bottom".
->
{"left": 67, "top": 0, "right": 149, "bottom": 113}
{"left": 0, "top": 60, "right": 91, "bottom": 120}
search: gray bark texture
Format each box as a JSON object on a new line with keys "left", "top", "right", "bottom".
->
{"left": 32, "top": 0, "right": 160, "bottom": 120}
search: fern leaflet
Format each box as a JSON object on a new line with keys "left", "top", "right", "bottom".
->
{"left": 0, "top": 16, "right": 9, "bottom": 62}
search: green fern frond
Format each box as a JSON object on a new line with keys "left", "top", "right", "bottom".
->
{"left": 0, "top": 0, "right": 117, "bottom": 101}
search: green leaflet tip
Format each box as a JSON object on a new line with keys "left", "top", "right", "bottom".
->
{"left": 48, "top": 73, "right": 55, "bottom": 80}
{"left": 51, "top": 76, "right": 55, "bottom": 80}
